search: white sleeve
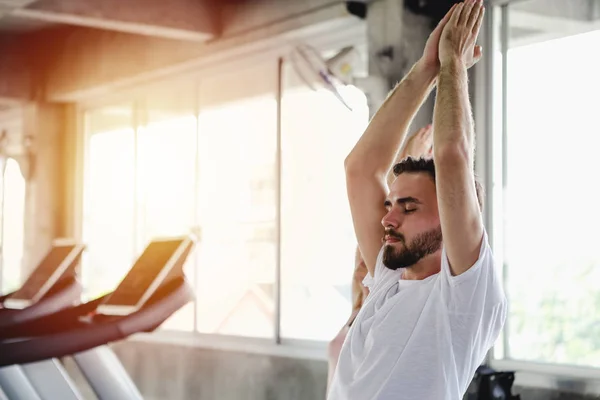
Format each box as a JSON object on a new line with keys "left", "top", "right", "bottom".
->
{"left": 362, "top": 247, "right": 403, "bottom": 293}
{"left": 440, "top": 230, "right": 508, "bottom": 350}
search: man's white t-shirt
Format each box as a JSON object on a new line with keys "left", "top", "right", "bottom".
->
{"left": 327, "top": 231, "right": 507, "bottom": 400}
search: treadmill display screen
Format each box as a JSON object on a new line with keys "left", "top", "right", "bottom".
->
{"left": 102, "top": 239, "right": 184, "bottom": 307}
{"left": 9, "top": 245, "right": 77, "bottom": 301}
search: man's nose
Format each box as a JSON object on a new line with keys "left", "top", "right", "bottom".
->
{"left": 381, "top": 209, "right": 401, "bottom": 229}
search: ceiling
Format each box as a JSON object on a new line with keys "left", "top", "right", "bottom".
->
{"left": 0, "top": 15, "right": 54, "bottom": 32}
{"left": 0, "top": 0, "right": 48, "bottom": 32}
{"left": 0, "top": 0, "right": 217, "bottom": 40}
{"left": 0, "top": 0, "right": 597, "bottom": 45}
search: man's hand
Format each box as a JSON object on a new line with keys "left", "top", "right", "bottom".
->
{"left": 439, "top": 0, "right": 485, "bottom": 68}
{"left": 401, "top": 125, "right": 434, "bottom": 160}
{"left": 420, "top": 4, "right": 459, "bottom": 72}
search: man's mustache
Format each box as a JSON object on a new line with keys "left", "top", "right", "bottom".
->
{"left": 383, "top": 228, "right": 405, "bottom": 243}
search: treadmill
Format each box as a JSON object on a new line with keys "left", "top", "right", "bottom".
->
{"left": 0, "top": 235, "right": 196, "bottom": 400}
{"left": 0, "top": 239, "right": 85, "bottom": 332}
{"left": 0, "top": 239, "right": 86, "bottom": 400}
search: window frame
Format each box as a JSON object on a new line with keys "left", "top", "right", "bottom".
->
{"left": 477, "top": 0, "right": 600, "bottom": 394}
{"left": 0, "top": 108, "right": 27, "bottom": 294}
{"left": 0, "top": 157, "right": 27, "bottom": 294}
{"left": 74, "top": 15, "right": 367, "bottom": 358}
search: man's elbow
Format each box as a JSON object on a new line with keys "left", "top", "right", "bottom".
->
{"left": 344, "top": 153, "right": 358, "bottom": 173}
{"left": 345, "top": 154, "right": 374, "bottom": 179}
{"left": 433, "top": 139, "right": 471, "bottom": 167}
{"left": 345, "top": 152, "right": 391, "bottom": 180}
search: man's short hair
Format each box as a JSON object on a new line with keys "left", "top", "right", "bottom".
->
{"left": 392, "top": 157, "right": 485, "bottom": 210}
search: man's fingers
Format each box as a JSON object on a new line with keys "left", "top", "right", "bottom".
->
{"left": 472, "top": 3, "right": 485, "bottom": 36}
{"left": 449, "top": 2, "right": 464, "bottom": 25}
{"left": 466, "top": 0, "right": 483, "bottom": 29}
{"left": 459, "top": 0, "right": 476, "bottom": 26}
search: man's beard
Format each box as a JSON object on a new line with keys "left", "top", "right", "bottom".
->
{"left": 382, "top": 226, "right": 443, "bottom": 270}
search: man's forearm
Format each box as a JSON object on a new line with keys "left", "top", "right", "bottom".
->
{"left": 345, "top": 61, "right": 437, "bottom": 177}
{"left": 433, "top": 60, "right": 474, "bottom": 158}
{"left": 385, "top": 146, "right": 411, "bottom": 187}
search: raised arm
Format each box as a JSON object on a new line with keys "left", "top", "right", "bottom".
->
{"left": 344, "top": 6, "right": 456, "bottom": 275}
{"left": 433, "top": 0, "right": 485, "bottom": 276}
{"left": 386, "top": 125, "right": 434, "bottom": 187}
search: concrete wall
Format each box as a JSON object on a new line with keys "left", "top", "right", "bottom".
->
{"left": 515, "top": 387, "right": 600, "bottom": 400}
{"left": 60, "top": 340, "right": 600, "bottom": 400}
{"left": 95, "top": 341, "right": 327, "bottom": 400}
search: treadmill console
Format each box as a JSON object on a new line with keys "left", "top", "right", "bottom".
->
{"left": 3, "top": 240, "right": 85, "bottom": 310}
{"left": 97, "top": 235, "right": 194, "bottom": 316}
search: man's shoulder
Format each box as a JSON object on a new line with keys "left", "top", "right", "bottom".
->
{"left": 440, "top": 230, "right": 496, "bottom": 283}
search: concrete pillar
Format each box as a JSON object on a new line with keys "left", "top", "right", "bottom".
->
{"left": 365, "top": 0, "right": 435, "bottom": 130}
{"left": 21, "top": 103, "right": 67, "bottom": 275}
{"left": 591, "top": 0, "right": 600, "bottom": 19}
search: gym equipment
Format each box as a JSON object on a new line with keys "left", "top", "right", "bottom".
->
{"left": 0, "top": 239, "right": 85, "bottom": 400}
{"left": 0, "top": 239, "right": 85, "bottom": 331}
{"left": 0, "top": 235, "right": 195, "bottom": 400}
{"left": 465, "top": 366, "right": 521, "bottom": 400}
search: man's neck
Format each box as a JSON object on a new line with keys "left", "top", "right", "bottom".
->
{"left": 402, "top": 252, "right": 442, "bottom": 280}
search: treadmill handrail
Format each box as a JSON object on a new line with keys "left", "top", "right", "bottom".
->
{"left": 0, "top": 287, "right": 106, "bottom": 339}
{"left": 0, "top": 278, "right": 193, "bottom": 367}
{"left": 0, "top": 292, "right": 16, "bottom": 304}
{"left": 0, "top": 277, "right": 82, "bottom": 329}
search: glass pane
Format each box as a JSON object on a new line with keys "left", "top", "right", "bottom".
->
{"left": 1, "top": 159, "right": 26, "bottom": 294}
{"left": 502, "top": 2, "right": 600, "bottom": 367}
{"left": 491, "top": 5, "right": 506, "bottom": 361}
{"left": 280, "top": 66, "right": 369, "bottom": 341}
{"left": 137, "top": 89, "right": 197, "bottom": 331}
{"left": 83, "top": 105, "right": 136, "bottom": 300}
{"left": 137, "top": 124, "right": 196, "bottom": 239}
{"left": 196, "top": 65, "right": 277, "bottom": 338}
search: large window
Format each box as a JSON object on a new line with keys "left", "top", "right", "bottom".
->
{"left": 490, "top": 0, "right": 600, "bottom": 369}
{"left": 81, "top": 49, "right": 369, "bottom": 344}
{"left": 83, "top": 105, "right": 136, "bottom": 300}
{"left": 140, "top": 92, "right": 199, "bottom": 332}
{"left": 280, "top": 67, "right": 368, "bottom": 341}
{"left": 0, "top": 158, "right": 26, "bottom": 294}
{"left": 83, "top": 93, "right": 199, "bottom": 331}
{"left": 195, "top": 63, "right": 278, "bottom": 338}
